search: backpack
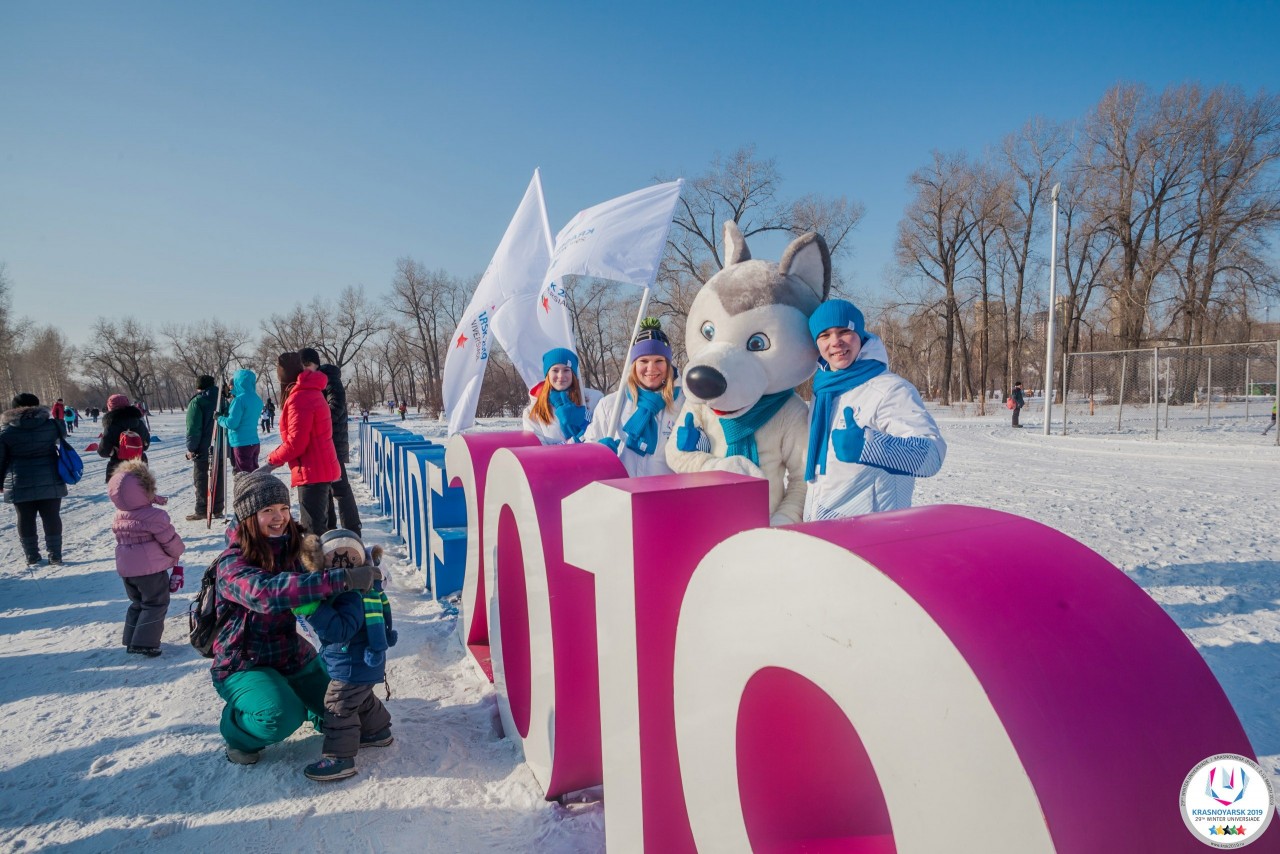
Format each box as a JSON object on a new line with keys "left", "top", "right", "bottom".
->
{"left": 55, "top": 440, "right": 84, "bottom": 485}
{"left": 117, "top": 428, "right": 145, "bottom": 461}
{"left": 1006, "top": 397, "right": 1016, "bottom": 410}
{"left": 189, "top": 559, "right": 222, "bottom": 658}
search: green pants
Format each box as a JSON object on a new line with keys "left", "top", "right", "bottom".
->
{"left": 214, "top": 657, "right": 329, "bottom": 752}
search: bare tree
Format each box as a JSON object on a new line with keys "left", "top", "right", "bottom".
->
{"left": 0, "top": 264, "right": 15, "bottom": 400}
{"left": 897, "top": 151, "right": 977, "bottom": 404}
{"left": 386, "top": 259, "right": 468, "bottom": 416}
{"left": 261, "top": 303, "right": 320, "bottom": 355}
{"left": 1173, "top": 86, "right": 1280, "bottom": 346}
{"left": 1082, "top": 84, "right": 1201, "bottom": 351}
{"left": 559, "top": 276, "right": 638, "bottom": 393}
{"left": 963, "top": 162, "right": 1010, "bottom": 409}
{"left": 654, "top": 146, "right": 863, "bottom": 358}
{"left": 310, "top": 285, "right": 387, "bottom": 367}
{"left": 1057, "top": 178, "right": 1117, "bottom": 355}
{"left": 82, "top": 317, "right": 159, "bottom": 403}
{"left": 161, "top": 318, "right": 254, "bottom": 382}
{"left": 998, "top": 118, "right": 1072, "bottom": 388}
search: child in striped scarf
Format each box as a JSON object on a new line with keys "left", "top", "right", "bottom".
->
{"left": 295, "top": 528, "right": 397, "bottom": 782}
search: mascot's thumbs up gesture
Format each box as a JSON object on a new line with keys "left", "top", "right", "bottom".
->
{"left": 665, "top": 221, "right": 829, "bottom": 525}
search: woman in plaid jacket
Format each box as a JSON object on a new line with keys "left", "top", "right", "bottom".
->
{"left": 210, "top": 472, "right": 380, "bottom": 767}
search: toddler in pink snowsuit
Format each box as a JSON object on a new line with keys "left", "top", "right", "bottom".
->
{"left": 108, "top": 459, "right": 186, "bottom": 657}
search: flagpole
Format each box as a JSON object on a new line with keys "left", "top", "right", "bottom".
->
{"left": 534, "top": 168, "right": 553, "bottom": 257}
{"left": 603, "top": 287, "right": 653, "bottom": 452}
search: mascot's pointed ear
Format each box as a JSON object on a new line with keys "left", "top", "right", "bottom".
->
{"left": 722, "top": 220, "right": 752, "bottom": 265}
{"left": 779, "top": 232, "right": 831, "bottom": 305}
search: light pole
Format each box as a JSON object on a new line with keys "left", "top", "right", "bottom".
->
{"left": 1042, "top": 182, "right": 1061, "bottom": 436}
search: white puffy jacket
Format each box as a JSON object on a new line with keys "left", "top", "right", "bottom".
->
{"left": 803, "top": 339, "right": 945, "bottom": 521}
{"left": 583, "top": 390, "right": 681, "bottom": 477}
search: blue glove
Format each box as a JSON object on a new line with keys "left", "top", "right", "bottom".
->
{"left": 387, "top": 629, "right": 399, "bottom": 648}
{"left": 597, "top": 436, "right": 620, "bottom": 453}
{"left": 676, "top": 412, "right": 703, "bottom": 452}
{"left": 364, "top": 648, "right": 386, "bottom": 668}
{"left": 830, "top": 407, "right": 866, "bottom": 463}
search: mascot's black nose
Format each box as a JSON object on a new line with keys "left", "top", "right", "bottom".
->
{"left": 685, "top": 365, "right": 727, "bottom": 400}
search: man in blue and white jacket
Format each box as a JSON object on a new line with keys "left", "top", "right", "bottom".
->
{"left": 803, "top": 299, "right": 946, "bottom": 521}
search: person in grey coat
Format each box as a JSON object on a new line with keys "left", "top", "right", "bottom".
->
{"left": 0, "top": 393, "right": 69, "bottom": 565}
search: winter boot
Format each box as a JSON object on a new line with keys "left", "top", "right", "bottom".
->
{"left": 226, "top": 747, "right": 261, "bottom": 765}
{"left": 20, "top": 537, "right": 41, "bottom": 566}
{"left": 47, "top": 536, "right": 63, "bottom": 566}
{"left": 359, "top": 729, "right": 393, "bottom": 748}
{"left": 304, "top": 756, "right": 357, "bottom": 782}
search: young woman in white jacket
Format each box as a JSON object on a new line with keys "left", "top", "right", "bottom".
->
{"left": 585, "top": 319, "right": 682, "bottom": 477}
{"left": 804, "top": 299, "right": 946, "bottom": 521}
{"left": 522, "top": 348, "right": 601, "bottom": 445}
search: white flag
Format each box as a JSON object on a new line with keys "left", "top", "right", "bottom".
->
{"left": 536, "top": 179, "right": 684, "bottom": 340}
{"left": 443, "top": 170, "right": 565, "bottom": 435}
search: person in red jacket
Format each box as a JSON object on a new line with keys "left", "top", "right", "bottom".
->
{"left": 257, "top": 352, "right": 340, "bottom": 536}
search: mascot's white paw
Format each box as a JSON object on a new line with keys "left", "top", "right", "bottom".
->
{"left": 711, "top": 455, "right": 765, "bottom": 480}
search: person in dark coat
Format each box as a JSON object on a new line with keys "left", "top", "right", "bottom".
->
{"left": 185, "top": 374, "right": 224, "bottom": 521}
{"left": 300, "top": 348, "right": 361, "bottom": 536}
{"left": 98, "top": 393, "right": 151, "bottom": 482}
{"left": 1011, "top": 381, "right": 1026, "bottom": 428}
{"left": 0, "top": 393, "right": 69, "bottom": 565}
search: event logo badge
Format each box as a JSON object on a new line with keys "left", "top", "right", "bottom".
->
{"left": 540, "top": 279, "right": 569, "bottom": 314}
{"left": 464, "top": 309, "right": 492, "bottom": 363}
{"left": 1181, "top": 753, "right": 1275, "bottom": 848}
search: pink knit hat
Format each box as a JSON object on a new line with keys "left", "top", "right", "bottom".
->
{"left": 107, "top": 394, "right": 130, "bottom": 411}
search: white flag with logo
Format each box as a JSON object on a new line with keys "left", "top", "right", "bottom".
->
{"left": 443, "top": 170, "right": 565, "bottom": 435}
{"left": 536, "top": 179, "right": 684, "bottom": 340}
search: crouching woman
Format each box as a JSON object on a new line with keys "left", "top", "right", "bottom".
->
{"left": 211, "top": 472, "right": 380, "bottom": 766}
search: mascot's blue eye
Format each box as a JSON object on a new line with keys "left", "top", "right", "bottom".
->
{"left": 747, "top": 333, "right": 770, "bottom": 352}
{"left": 701, "top": 322, "right": 715, "bottom": 341}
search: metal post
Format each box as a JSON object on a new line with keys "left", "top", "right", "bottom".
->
{"left": 1245, "top": 358, "right": 1251, "bottom": 421}
{"left": 1165, "top": 358, "right": 1171, "bottom": 429}
{"left": 1153, "top": 348, "right": 1159, "bottom": 441}
{"left": 1060, "top": 350, "right": 1069, "bottom": 436}
{"left": 1042, "top": 183, "right": 1060, "bottom": 436}
{"left": 1116, "top": 355, "right": 1127, "bottom": 433}
{"left": 1206, "top": 358, "right": 1212, "bottom": 426}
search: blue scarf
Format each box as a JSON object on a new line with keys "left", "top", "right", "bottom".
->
{"left": 719, "top": 390, "right": 794, "bottom": 466}
{"left": 549, "top": 390, "right": 588, "bottom": 443}
{"left": 620, "top": 387, "right": 675, "bottom": 456}
{"left": 805, "top": 355, "right": 887, "bottom": 481}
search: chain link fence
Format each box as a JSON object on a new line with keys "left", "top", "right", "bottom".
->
{"left": 1059, "top": 341, "right": 1280, "bottom": 443}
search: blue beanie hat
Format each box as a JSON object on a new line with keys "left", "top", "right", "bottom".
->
{"left": 542, "top": 348, "right": 579, "bottom": 377}
{"left": 808, "top": 299, "right": 866, "bottom": 342}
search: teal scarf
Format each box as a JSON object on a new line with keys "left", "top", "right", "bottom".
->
{"left": 621, "top": 387, "right": 675, "bottom": 457}
{"left": 549, "top": 390, "right": 588, "bottom": 443}
{"left": 805, "top": 355, "right": 887, "bottom": 481}
{"left": 719, "top": 390, "right": 794, "bottom": 466}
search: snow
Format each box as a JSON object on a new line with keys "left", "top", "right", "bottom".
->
{"left": 2, "top": 409, "right": 1277, "bottom": 852}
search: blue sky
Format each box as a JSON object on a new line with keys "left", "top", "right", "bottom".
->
{"left": 2, "top": 1, "right": 1278, "bottom": 345}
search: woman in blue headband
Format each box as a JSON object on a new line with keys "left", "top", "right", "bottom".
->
{"left": 804, "top": 299, "right": 946, "bottom": 521}
{"left": 585, "top": 318, "right": 684, "bottom": 477}
{"left": 522, "top": 348, "right": 600, "bottom": 444}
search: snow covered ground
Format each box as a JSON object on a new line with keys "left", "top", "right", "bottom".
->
{"left": 1, "top": 408, "right": 1276, "bottom": 852}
